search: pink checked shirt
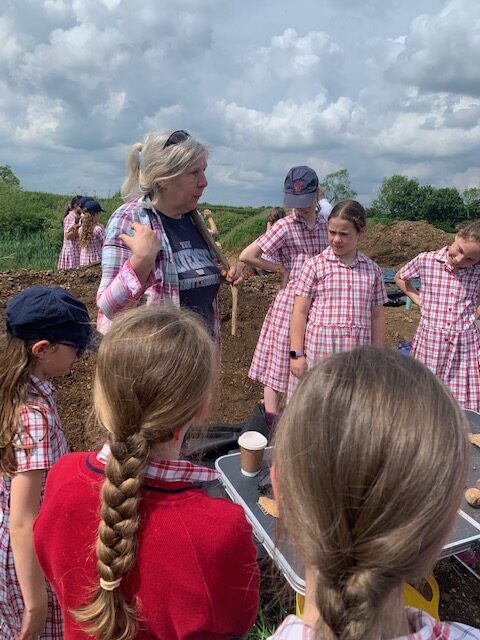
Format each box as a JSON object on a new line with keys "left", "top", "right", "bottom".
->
{"left": 399, "top": 247, "right": 480, "bottom": 332}
{"left": 0, "top": 377, "right": 67, "bottom": 640}
{"left": 79, "top": 223, "right": 105, "bottom": 266}
{"left": 96, "top": 196, "right": 220, "bottom": 344}
{"left": 256, "top": 212, "right": 328, "bottom": 284}
{"left": 296, "top": 247, "right": 387, "bottom": 328}
{"left": 267, "top": 610, "right": 480, "bottom": 640}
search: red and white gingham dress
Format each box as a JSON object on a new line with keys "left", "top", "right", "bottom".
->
{"left": 399, "top": 247, "right": 480, "bottom": 412}
{"left": 79, "top": 223, "right": 105, "bottom": 266}
{"left": 0, "top": 377, "right": 68, "bottom": 640}
{"left": 57, "top": 211, "right": 80, "bottom": 270}
{"left": 248, "top": 212, "right": 328, "bottom": 392}
{"left": 288, "top": 247, "right": 388, "bottom": 397}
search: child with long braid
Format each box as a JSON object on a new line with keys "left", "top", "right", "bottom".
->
{"left": 34, "top": 306, "right": 259, "bottom": 640}
{"left": 269, "top": 347, "right": 480, "bottom": 640}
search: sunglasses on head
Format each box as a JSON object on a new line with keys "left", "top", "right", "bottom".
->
{"left": 163, "top": 130, "right": 191, "bottom": 149}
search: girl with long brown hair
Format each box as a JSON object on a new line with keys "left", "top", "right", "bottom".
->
{"left": 34, "top": 305, "right": 259, "bottom": 640}
{"left": 269, "top": 346, "right": 478, "bottom": 640}
{"left": 0, "top": 286, "right": 92, "bottom": 640}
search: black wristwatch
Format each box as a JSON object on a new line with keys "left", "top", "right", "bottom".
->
{"left": 289, "top": 350, "right": 305, "bottom": 359}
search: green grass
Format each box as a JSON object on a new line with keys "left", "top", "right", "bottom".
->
{"left": 0, "top": 232, "right": 61, "bottom": 271}
{"left": 221, "top": 212, "right": 269, "bottom": 251}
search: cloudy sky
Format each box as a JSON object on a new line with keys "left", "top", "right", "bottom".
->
{"left": 1, "top": 0, "right": 479, "bottom": 206}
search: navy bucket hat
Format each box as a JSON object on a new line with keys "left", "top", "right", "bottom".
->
{"left": 6, "top": 286, "right": 96, "bottom": 350}
{"left": 283, "top": 166, "right": 319, "bottom": 208}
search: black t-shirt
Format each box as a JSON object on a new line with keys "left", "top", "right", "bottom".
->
{"left": 159, "top": 212, "right": 221, "bottom": 333}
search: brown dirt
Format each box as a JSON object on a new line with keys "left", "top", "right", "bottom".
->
{"left": 0, "top": 219, "right": 478, "bottom": 626}
{"left": 360, "top": 220, "right": 453, "bottom": 267}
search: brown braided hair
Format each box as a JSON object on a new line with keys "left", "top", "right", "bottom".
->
{"left": 274, "top": 347, "right": 468, "bottom": 640}
{"left": 73, "top": 305, "right": 217, "bottom": 640}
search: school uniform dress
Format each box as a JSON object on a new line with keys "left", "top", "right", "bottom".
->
{"left": 288, "top": 247, "right": 387, "bottom": 397}
{"left": 249, "top": 212, "right": 328, "bottom": 393}
{"left": 0, "top": 377, "right": 68, "bottom": 640}
{"left": 79, "top": 224, "right": 105, "bottom": 266}
{"left": 399, "top": 247, "right": 480, "bottom": 412}
{"left": 96, "top": 196, "right": 222, "bottom": 345}
{"left": 266, "top": 609, "right": 480, "bottom": 639}
{"left": 57, "top": 211, "right": 80, "bottom": 270}
{"left": 34, "top": 444, "right": 260, "bottom": 640}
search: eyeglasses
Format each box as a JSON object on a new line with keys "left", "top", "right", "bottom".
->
{"left": 163, "top": 130, "right": 190, "bottom": 149}
{"left": 60, "top": 342, "right": 85, "bottom": 357}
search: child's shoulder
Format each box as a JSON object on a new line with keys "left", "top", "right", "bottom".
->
{"left": 358, "top": 252, "right": 382, "bottom": 270}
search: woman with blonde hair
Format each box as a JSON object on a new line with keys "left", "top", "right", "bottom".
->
{"left": 96, "top": 130, "right": 242, "bottom": 342}
{"left": 269, "top": 346, "right": 479, "bottom": 640}
{"left": 34, "top": 305, "right": 259, "bottom": 640}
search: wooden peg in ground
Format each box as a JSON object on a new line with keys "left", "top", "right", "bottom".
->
{"left": 190, "top": 210, "right": 239, "bottom": 336}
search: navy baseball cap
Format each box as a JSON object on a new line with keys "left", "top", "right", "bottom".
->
{"left": 283, "top": 166, "right": 319, "bottom": 208}
{"left": 6, "top": 286, "right": 96, "bottom": 350}
{"left": 78, "top": 196, "right": 92, "bottom": 207}
{"left": 82, "top": 199, "right": 105, "bottom": 213}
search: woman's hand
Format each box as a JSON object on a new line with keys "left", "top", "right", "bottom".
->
{"left": 290, "top": 356, "right": 307, "bottom": 379}
{"left": 119, "top": 222, "right": 161, "bottom": 260}
{"left": 223, "top": 263, "right": 244, "bottom": 287}
{"left": 119, "top": 222, "right": 162, "bottom": 286}
{"left": 16, "top": 600, "right": 48, "bottom": 640}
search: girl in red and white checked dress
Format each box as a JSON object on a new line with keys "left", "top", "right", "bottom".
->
{"left": 289, "top": 200, "right": 387, "bottom": 396}
{"left": 395, "top": 221, "right": 480, "bottom": 412}
{"left": 239, "top": 166, "right": 328, "bottom": 424}
{"left": 79, "top": 199, "right": 105, "bottom": 266}
{"left": 57, "top": 196, "right": 81, "bottom": 270}
{"left": 0, "top": 286, "right": 92, "bottom": 640}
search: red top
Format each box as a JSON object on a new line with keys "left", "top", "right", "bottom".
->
{"left": 33, "top": 451, "right": 260, "bottom": 640}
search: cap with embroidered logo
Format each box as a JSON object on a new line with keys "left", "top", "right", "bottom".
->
{"left": 283, "top": 166, "right": 319, "bottom": 208}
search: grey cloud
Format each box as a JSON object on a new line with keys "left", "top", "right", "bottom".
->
{"left": 385, "top": 0, "right": 480, "bottom": 96}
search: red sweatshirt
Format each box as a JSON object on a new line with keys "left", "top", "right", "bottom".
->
{"left": 34, "top": 452, "right": 260, "bottom": 639}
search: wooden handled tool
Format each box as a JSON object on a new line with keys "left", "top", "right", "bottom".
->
{"left": 190, "top": 210, "right": 239, "bottom": 336}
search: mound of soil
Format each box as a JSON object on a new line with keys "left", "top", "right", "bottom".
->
{"left": 360, "top": 220, "right": 452, "bottom": 267}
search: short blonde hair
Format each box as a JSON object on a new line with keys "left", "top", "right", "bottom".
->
{"left": 74, "top": 305, "right": 217, "bottom": 640}
{"left": 121, "top": 131, "right": 208, "bottom": 202}
{"left": 274, "top": 347, "right": 469, "bottom": 640}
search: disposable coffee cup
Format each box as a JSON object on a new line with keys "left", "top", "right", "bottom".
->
{"left": 238, "top": 431, "right": 268, "bottom": 477}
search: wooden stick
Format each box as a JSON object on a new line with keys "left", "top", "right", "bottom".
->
{"left": 231, "top": 286, "right": 238, "bottom": 336}
{"left": 190, "top": 210, "right": 239, "bottom": 336}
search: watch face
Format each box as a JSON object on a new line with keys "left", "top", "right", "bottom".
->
{"left": 290, "top": 350, "right": 297, "bottom": 358}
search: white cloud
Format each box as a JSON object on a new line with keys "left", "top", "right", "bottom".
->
{"left": 0, "top": 0, "right": 479, "bottom": 206}
{"left": 15, "top": 98, "right": 65, "bottom": 146}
